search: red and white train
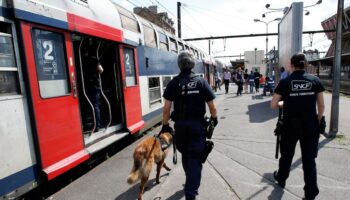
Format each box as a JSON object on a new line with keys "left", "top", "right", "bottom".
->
{"left": 0, "top": 0, "right": 221, "bottom": 198}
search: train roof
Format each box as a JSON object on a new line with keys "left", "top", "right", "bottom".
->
{"left": 3, "top": 0, "right": 213, "bottom": 60}
{"left": 5, "top": 0, "right": 124, "bottom": 42}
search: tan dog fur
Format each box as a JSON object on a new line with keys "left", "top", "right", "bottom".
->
{"left": 127, "top": 132, "right": 172, "bottom": 200}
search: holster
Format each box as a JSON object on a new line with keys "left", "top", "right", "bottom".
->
{"left": 319, "top": 116, "right": 326, "bottom": 134}
{"left": 274, "top": 119, "right": 283, "bottom": 136}
{"left": 200, "top": 140, "right": 214, "bottom": 163}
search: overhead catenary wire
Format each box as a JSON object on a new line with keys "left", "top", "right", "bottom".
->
{"left": 148, "top": 0, "right": 209, "bottom": 51}
{"left": 143, "top": 0, "right": 203, "bottom": 38}
{"left": 133, "top": 0, "right": 147, "bottom": 7}
{"left": 181, "top": 6, "right": 213, "bottom": 37}
{"left": 184, "top": 3, "right": 252, "bottom": 23}
{"left": 184, "top": 5, "right": 252, "bottom": 35}
{"left": 124, "top": 0, "right": 140, "bottom": 8}
{"left": 121, "top": 0, "right": 213, "bottom": 53}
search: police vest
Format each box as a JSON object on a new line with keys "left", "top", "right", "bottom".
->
{"left": 171, "top": 73, "right": 207, "bottom": 121}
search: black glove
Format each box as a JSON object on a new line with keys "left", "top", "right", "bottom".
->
{"left": 161, "top": 124, "right": 173, "bottom": 133}
{"left": 210, "top": 116, "right": 218, "bottom": 127}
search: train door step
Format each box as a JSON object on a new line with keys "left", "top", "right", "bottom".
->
{"left": 83, "top": 124, "right": 123, "bottom": 145}
{"left": 86, "top": 131, "right": 129, "bottom": 155}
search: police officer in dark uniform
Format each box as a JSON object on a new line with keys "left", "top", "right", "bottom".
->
{"left": 161, "top": 51, "right": 218, "bottom": 200}
{"left": 271, "top": 53, "right": 325, "bottom": 200}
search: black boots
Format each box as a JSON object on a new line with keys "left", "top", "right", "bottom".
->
{"left": 273, "top": 171, "right": 286, "bottom": 188}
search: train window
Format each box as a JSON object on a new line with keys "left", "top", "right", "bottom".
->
{"left": 0, "top": 23, "right": 20, "bottom": 96}
{"left": 0, "top": 34, "right": 16, "bottom": 68}
{"left": 123, "top": 47, "right": 137, "bottom": 87}
{"left": 0, "top": 72, "right": 20, "bottom": 95}
{"left": 190, "top": 48, "right": 195, "bottom": 56}
{"left": 70, "top": 0, "right": 89, "bottom": 7}
{"left": 178, "top": 42, "right": 184, "bottom": 51}
{"left": 143, "top": 24, "right": 157, "bottom": 48}
{"left": 185, "top": 45, "right": 190, "bottom": 51}
{"left": 148, "top": 77, "right": 161, "bottom": 105}
{"left": 116, "top": 5, "right": 140, "bottom": 33}
{"left": 169, "top": 38, "right": 177, "bottom": 53}
{"left": 158, "top": 32, "right": 168, "bottom": 51}
{"left": 195, "top": 50, "right": 199, "bottom": 59}
{"left": 32, "top": 29, "right": 70, "bottom": 98}
{"left": 162, "top": 76, "right": 171, "bottom": 92}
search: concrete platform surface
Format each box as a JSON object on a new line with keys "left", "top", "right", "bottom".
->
{"left": 50, "top": 84, "right": 350, "bottom": 200}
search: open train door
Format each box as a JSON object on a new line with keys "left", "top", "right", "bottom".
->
{"left": 20, "top": 22, "right": 89, "bottom": 180}
{"left": 119, "top": 45, "right": 144, "bottom": 134}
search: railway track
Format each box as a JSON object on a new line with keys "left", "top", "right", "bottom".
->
{"left": 320, "top": 78, "right": 350, "bottom": 95}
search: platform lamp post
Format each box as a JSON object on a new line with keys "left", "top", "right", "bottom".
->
{"left": 329, "top": 0, "right": 344, "bottom": 136}
{"left": 264, "top": 0, "right": 322, "bottom": 16}
{"left": 254, "top": 18, "right": 281, "bottom": 76}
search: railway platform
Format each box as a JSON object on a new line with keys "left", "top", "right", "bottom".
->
{"left": 50, "top": 84, "right": 350, "bottom": 200}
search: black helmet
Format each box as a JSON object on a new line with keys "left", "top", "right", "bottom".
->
{"left": 178, "top": 51, "right": 195, "bottom": 71}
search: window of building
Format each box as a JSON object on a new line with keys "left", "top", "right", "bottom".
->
{"left": 169, "top": 38, "right": 177, "bottom": 53}
{"left": 123, "top": 47, "right": 137, "bottom": 87}
{"left": 148, "top": 77, "right": 161, "bottom": 105}
{"left": 32, "top": 29, "right": 70, "bottom": 98}
{"left": 158, "top": 31, "right": 168, "bottom": 51}
{"left": 143, "top": 24, "right": 157, "bottom": 48}
{"left": 0, "top": 22, "right": 21, "bottom": 96}
{"left": 116, "top": 5, "right": 140, "bottom": 33}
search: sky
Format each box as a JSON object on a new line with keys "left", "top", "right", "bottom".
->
{"left": 113, "top": 0, "right": 347, "bottom": 64}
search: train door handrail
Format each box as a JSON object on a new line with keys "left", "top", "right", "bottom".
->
{"left": 113, "top": 63, "right": 120, "bottom": 102}
{"left": 78, "top": 38, "right": 96, "bottom": 135}
{"left": 97, "top": 41, "right": 112, "bottom": 130}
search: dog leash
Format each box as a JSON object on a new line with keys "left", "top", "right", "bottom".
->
{"left": 156, "top": 130, "right": 177, "bottom": 164}
{"left": 171, "top": 130, "right": 177, "bottom": 165}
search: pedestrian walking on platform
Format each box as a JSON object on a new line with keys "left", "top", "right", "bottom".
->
{"left": 235, "top": 68, "right": 243, "bottom": 96}
{"left": 215, "top": 70, "right": 221, "bottom": 92}
{"left": 223, "top": 68, "right": 231, "bottom": 94}
{"left": 243, "top": 69, "right": 249, "bottom": 93}
{"left": 280, "top": 66, "right": 289, "bottom": 80}
{"left": 248, "top": 71, "right": 255, "bottom": 93}
{"left": 162, "top": 51, "right": 218, "bottom": 200}
{"left": 271, "top": 53, "right": 325, "bottom": 200}
{"left": 254, "top": 69, "right": 260, "bottom": 92}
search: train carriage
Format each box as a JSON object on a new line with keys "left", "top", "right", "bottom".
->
{"left": 0, "top": 0, "right": 218, "bottom": 199}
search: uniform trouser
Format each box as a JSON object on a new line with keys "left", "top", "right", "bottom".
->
{"left": 224, "top": 80, "right": 230, "bottom": 93}
{"left": 174, "top": 120, "right": 206, "bottom": 200}
{"left": 278, "top": 125, "right": 319, "bottom": 199}
{"left": 88, "top": 88, "right": 101, "bottom": 129}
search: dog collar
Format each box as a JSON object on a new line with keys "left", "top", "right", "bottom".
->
{"left": 154, "top": 134, "right": 171, "bottom": 151}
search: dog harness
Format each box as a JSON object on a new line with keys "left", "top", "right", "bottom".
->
{"left": 154, "top": 134, "right": 171, "bottom": 151}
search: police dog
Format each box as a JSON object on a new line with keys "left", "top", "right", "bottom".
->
{"left": 127, "top": 132, "right": 172, "bottom": 200}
